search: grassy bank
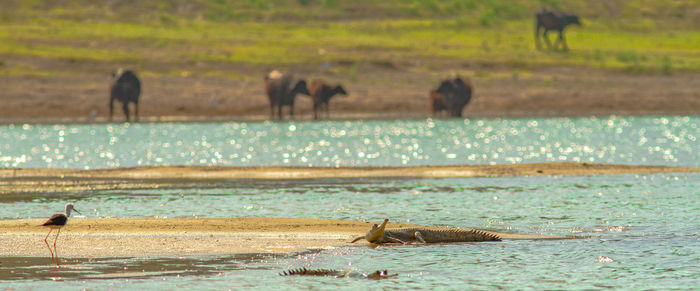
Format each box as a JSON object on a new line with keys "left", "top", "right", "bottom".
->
{"left": 0, "top": 0, "right": 698, "bottom": 78}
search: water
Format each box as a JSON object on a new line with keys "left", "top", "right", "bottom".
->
{"left": 1, "top": 173, "right": 698, "bottom": 289}
{"left": 1, "top": 116, "right": 697, "bottom": 168}
{"left": 1, "top": 116, "right": 699, "bottom": 289}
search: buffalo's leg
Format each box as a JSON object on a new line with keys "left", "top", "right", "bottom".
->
{"left": 535, "top": 24, "right": 542, "bottom": 50}
{"left": 543, "top": 30, "right": 554, "bottom": 49}
{"left": 559, "top": 30, "right": 568, "bottom": 51}
{"left": 109, "top": 98, "right": 115, "bottom": 122}
{"left": 122, "top": 102, "right": 130, "bottom": 122}
{"left": 134, "top": 101, "right": 139, "bottom": 122}
{"left": 313, "top": 102, "right": 319, "bottom": 120}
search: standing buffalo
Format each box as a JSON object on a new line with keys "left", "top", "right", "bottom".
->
{"left": 430, "top": 77, "right": 472, "bottom": 117}
{"left": 264, "top": 70, "right": 310, "bottom": 120}
{"left": 109, "top": 69, "right": 141, "bottom": 122}
{"left": 309, "top": 79, "right": 347, "bottom": 120}
{"left": 535, "top": 8, "right": 581, "bottom": 51}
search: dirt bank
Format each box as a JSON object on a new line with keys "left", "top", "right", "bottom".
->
{"left": 1, "top": 66, "right": 698, "bottom": 124}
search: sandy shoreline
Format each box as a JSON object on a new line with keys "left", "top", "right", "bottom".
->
{"left": 1, "top": 163, "right": 696, "bottom": 257}
{"left": 0, "top": 217, "right": 568, "bottom": 258}
{"left": 0, "top": 217, "right": 370, "bottom": 257}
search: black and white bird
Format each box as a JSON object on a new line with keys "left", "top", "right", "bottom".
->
{"left": 41, "top": 203, "right": 80, "bottom": 267}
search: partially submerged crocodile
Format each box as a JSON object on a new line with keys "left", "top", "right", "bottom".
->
{"left": 279, "top": 268, "right": 397, "bottom": 279}
{"left": 351, "top": 219, "right": 502, "bottom": 244}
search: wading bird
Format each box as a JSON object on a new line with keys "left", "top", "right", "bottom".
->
{"left": 41, "top": 203, "right": 80, "bottom": 267}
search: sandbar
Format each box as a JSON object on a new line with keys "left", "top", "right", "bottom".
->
{"left": 1, "top": 163, "right": 697, "bottom": 193}
{"left": 1, "top": 163, "right": 696, "bottom": 257}
{"left": 0, "top": 217, "right": 567, "bottom": 258}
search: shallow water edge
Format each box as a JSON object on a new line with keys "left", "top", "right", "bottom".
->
{"left": 2, "top": 162, "right": 697, "bottom": 184}
{"left": 0, "top": 217, "right": 572, "bottom": 257}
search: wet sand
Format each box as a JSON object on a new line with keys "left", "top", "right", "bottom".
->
{"left": 2, "top": 163, "right": 698, "bottom": 194}
{"left": 0, "top": 217, "right": 568, "bottom": 258}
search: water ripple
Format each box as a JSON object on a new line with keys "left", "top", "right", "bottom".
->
{"left": 1, "top": 116, "right": 697, "bottom": 168}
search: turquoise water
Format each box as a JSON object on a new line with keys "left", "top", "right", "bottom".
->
{"left": 1, "top": 116, "right": 699, "bottom": 289}
{"left": 1, "top": 116, "right": 697, "bottom": 168}
{"left": 1, "top": 173, "right": 698, "bottom": 289}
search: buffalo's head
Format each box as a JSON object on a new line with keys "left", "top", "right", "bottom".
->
{"left": 334, "top": 85, "right": 347, "bottom": 96}
{"left": 292, "top": 80, "right": 310, "bottom": 96}
{"left": 567, "top": 14, "right": 581, "bottom": 26}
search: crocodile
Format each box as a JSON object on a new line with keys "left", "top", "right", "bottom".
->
{"left": 350, "top": 219, "right": 502, "bottom": 244}
{"left": 279, "top": 268, "right": 397, "bottom": 279}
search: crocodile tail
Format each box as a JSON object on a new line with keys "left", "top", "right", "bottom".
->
{"left": 472, "top": 229, "right": 502, "bottom": 241}
{"left": 280, "top": 268, "right": 340, "bottom": 276}
{"left": 430, "top": 228, "right": 502, "bottom": 242}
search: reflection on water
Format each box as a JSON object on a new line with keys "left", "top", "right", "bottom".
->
{"left": 1, "top": 116, "right": 697, "bottom": 168}
{"left": 0, "top": 253, "right": 286, "bottom": 281}
{"left": 1, "top": 233, "right": 697, "bottom": 290}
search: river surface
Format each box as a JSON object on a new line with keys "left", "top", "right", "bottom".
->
{"left": 0, "top": 116, "right": 698, "bottom": 289}
{"left": 1, "top": 116, "right": 697, "bottom": 168}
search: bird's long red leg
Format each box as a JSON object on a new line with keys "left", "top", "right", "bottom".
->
{"left": 44, "top": 229, "right": 55, "bottom": 264}
{"left": 53, "top": 228, "right": 62, "bottom": 268}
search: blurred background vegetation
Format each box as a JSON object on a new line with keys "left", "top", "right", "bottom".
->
{"left": 0, "top": 0, "right": 698, "bottom": 77}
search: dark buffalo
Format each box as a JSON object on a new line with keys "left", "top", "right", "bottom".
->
{"left": 264, "top": 70, "right": 310, "bottom": 120}
{"left": 309, "top": 79, "right": 347, "bottom": 120}
{"left": 109, "top": 69, "right": 141, "bottom": 122}
{"left": 432, "top": 77, "right": 472, "bottom": 117}
{"left": 535, "top": 8, "right": 581, "bottom": 51}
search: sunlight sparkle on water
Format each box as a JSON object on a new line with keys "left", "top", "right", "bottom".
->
{"left": 0, "top": 116, "right": 697, "bottom": 168}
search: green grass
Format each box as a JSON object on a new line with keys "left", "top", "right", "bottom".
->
{"left": 0, "top": 0, "right": 698, "bottom": 77}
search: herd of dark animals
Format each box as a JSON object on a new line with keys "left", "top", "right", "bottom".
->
{"left": 110, "top": 67, "right": 470, "bottom": 122}
{"left": 262, "top": 69, "right": 471, "bottom": 120}
{"left": 108, "top": 9, "right": 579, "bottom": 122}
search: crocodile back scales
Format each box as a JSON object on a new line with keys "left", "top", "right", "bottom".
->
{"left": 384, "top": 227, "right": 502, "bottom": 242}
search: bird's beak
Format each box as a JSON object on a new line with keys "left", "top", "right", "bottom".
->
{"left": 73, "top": 208, "right": 82, "bottom": 215}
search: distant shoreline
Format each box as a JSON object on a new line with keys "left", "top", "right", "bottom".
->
{"left": 2, "top": 66, "right": 699, "bottom": 125}
{"left": 0, "top": 111, "right": 697, "bottom": 126}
